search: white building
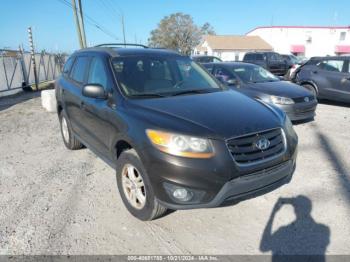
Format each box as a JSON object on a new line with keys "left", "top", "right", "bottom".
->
{"left": 193, "top": 35, "right": 272, "bottom": 61}
{"left": 246, "top": 26, "right": 350, "bottom": 58}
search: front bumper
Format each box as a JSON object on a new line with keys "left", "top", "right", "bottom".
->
{"left": 141, "top": 135, "right": 297, "bottom": 210}
{"left": 158, "top": 159, "right": 295, "bottom": 210}
{"left": 277, "top": 100, "right": 317, "bottom": 121}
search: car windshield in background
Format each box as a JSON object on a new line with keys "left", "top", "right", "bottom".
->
{"left": 232, "top": 64, "right": 279, "bottom": 83}
{"left": 112, "top": 56, "right": 222, "bottom": 98}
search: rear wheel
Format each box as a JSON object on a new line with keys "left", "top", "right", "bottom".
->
{"left": 302, "top": 84, "right": 317, "bottom": 97}
{"left": 116, "top": 149, "right": 167, "bottom": 221}
{"left": 59, "top": 110, "right": 83, "bottom": 150}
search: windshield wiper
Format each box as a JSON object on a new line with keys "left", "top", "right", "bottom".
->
{"left": 129, "top": 93, "right": 166, "bottom": 98}
{"left": 170, "top": 89, "right": 214, "bottom": 96}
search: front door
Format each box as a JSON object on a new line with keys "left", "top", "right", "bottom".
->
{"left": 79, "top": 55, "right": 118, "bottom": 158}
{"left": 316, "top": 58, "right": 350, "bottom": 102}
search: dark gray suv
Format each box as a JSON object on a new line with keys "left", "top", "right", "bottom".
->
{"left": 293, "top": 56, "right": 350, "bottom": 103}
{"left": 55, "top": 44, "right": 298, "bottom": 221}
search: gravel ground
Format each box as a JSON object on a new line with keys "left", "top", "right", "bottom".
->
{"left": 0, "top": 92, "right": 350, "bottom": 255}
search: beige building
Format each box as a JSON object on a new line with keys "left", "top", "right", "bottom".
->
{"left": 193, "top": 35, "right": 273, "bottom": 61}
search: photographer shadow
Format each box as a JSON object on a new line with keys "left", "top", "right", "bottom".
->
{"left": 260, "top": 195, "right": 330, "bottom": 262}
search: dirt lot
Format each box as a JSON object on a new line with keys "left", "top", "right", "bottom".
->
{"left": 0, "top": 91, "right": 350, "bottom": 255}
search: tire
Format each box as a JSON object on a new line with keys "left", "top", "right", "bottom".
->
{"left": 302, "top": 84, "right": 317, "bottom": 97}
{"left": 116, "top": 149, "right": 167, "bottom": 221}
{"left": 59, "top": 110, "right": 83, "bottom": 150}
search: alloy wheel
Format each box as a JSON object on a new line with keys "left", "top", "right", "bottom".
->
{"left": 121, "top": 164, "right": 146, "bottom": 209}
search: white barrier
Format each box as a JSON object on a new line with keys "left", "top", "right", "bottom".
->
{"left": 41, "top": 89, "right": 57, "bottom": 113}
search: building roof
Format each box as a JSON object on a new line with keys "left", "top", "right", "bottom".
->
{"left": 196, "top": 35, "right": 272, "bottom": 51}
{"left": 246, "top": 25, "right": 350, "bottom": 34}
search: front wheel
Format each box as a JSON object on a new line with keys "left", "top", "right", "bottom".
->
{"left": 116, "top": 149, "right": 167, "bottom": 221}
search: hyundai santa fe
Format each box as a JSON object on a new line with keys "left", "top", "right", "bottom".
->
{"left": 55, "top": 44, "right": 298, "bottom": 221}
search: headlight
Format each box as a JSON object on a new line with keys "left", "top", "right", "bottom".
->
{"left": 269, "top": 95, "right": 295, "bottom": 105}
{"left": 146, "top": 129, "right": 214, "bottom": 158}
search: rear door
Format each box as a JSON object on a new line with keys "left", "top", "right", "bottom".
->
{"left": 63, "top": 56, "right": 90, "bottom": 138}
{"left": 315, "top": 58, "right": 350, "bottom": 102}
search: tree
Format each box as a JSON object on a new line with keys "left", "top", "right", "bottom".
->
{"left": 148, "top": 13, "right": 215, "bottom": 55}
{"left": 201, "top": 22, "right": 216, "bottom": 35}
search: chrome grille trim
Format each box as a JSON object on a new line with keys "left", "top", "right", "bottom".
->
{"left": 225, "top": 128, "right": 287, "bottom": 167}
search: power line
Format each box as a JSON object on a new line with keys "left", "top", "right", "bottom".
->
{"left": 104, "top": 0, "right": 123, "bottom": 17}
{"left": 56, "top": 0, "right": 119, "bottom": 41}
{"left": 99, "top": 0, "right": 126, "bottom": 44}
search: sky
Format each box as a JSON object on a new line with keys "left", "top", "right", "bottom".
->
{"left": 1, "top": 0, "right": 350, "bottom": 53}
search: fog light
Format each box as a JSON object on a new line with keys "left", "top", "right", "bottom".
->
{"left": 173, "top": 188, "right": 187, "bottom": 199}
{"left": 173, "top": 188, "right": 193, "bottom": 202}
{"left": 163, "top": 182, "right": 203, "bottom": 203}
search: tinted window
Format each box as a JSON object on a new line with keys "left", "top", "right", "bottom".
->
{"left": 112, "top": 56, "right": 221, "bottom": 97}
{"left": 244, "top": 54, "right": 264, "bottom": 61}
{"left": 317, "top": 60, "right": 344, "bottom": 72}
{"left": 244, "top": 54, "right": 255, "bottom": 60}
{"left": 63, "top": 57, "right": 75, "bottom": 77}
{"left": 70, "top": 57, "right": 90, "bottom": 83}
{"left": 255, "top": 54, "right": 264, "bottom": 61}
{"left": 214, "top": 67, "right": 235, "bottom": 82}
{"left": 196, "top": 57, "right": 219, "bottom": 63}
{"left": 270, "top": 53, "right": 281, "bottom": 62}
{"left": 232, "top": 64, "right": 279, "bottom": 83}
{"left": 88, "top": 57, "right": 108, "bottom": 88}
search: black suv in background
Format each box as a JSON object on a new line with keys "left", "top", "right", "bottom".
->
{"left": 292, "top": 56, "right": 350, "bottom": 103}
{"left": 56, "top": 44, "right": 298, "bottom": 221}
{"left": 243, "top": 52, "right": 290, "bottom": 76}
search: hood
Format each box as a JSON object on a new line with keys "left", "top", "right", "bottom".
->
{"left": 244, "top": 80, "right": 312, "bottom": 98}
{"left": 127, "top": 90, "right": 283, "bottom": 140}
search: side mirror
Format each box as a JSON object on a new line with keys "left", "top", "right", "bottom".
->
{"left": 82, "top": 84, "right": 107, "bottom": 99}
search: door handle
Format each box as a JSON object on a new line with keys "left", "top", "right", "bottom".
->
{"left": 312, "top": 71, "right": 318, "bottom": 74}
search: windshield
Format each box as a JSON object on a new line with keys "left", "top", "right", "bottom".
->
{"left": 232, "top": 64, "right": 279, "bottom": 83}
{"left": 112, "top": 56, "right": 222, "bottom": 98}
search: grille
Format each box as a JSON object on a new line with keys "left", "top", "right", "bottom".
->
{"left": 294, "top": 107, "right": 316, "bottom": 116}
{"left": 293, "top": 96, "right": 315, "bottom": 103}
{"left": 227, "top": 128, "right": 285, "bottom": 165}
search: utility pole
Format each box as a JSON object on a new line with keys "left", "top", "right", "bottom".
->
{"left": 121, "top": 14, "right": 126, "bottom": 46}
{"left": 28, "top": 27, "right": 39, "bottom": 91}
{"left": 72, "top": 0, "right": 84, "bottom": 48}
{"left": 77, "top": 0, "right": 87, "bottom": 47}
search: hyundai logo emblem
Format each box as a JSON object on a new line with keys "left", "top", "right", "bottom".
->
{"left": 255, "top": 137, "right": 270, "bottom": 150}
{"left": 304, "top": 97, "right": 310, "bottom": 102}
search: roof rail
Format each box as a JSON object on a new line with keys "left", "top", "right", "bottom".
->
{"left": 94, "top": 43, "right": 148, "bottom": 48}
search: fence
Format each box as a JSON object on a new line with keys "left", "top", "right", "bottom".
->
{"left": 0, "top": 49, "right": 67, "bottom": 93}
